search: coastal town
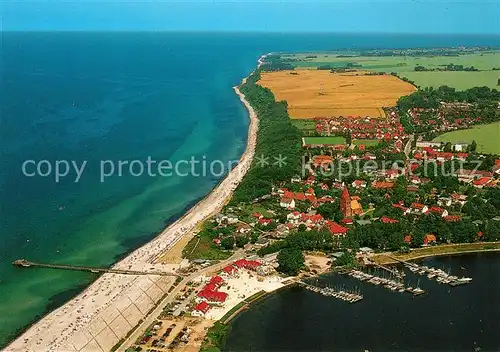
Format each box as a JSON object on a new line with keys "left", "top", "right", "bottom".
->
{"left": 7, "top": 49, "right": 500, "bottom": 352}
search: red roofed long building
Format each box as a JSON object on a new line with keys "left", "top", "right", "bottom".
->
{"left": 325, "top": 221, "right": 349, "bottom": 237}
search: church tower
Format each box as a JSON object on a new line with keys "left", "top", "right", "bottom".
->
{"left": 340, "top": 185, "right": 352, "bottom": 218}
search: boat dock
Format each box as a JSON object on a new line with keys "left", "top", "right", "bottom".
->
{"left": 387, "top": 256, "right": 472, "bottom": 286}
{"left": 300, "top": 282, "right": 363, "bottom": 303}
{"left": 367, "top": 260, "right": 405, "bottom": 279}
{"left": 12, "top": 259, "right": 176, "bottom": 277}
{"left": 347, "top": 270, "right": 425, "bottom": 296}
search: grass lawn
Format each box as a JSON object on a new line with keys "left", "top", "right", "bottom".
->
{"left": 432, "top": 122, "right": 500, "bottom": 154}
{"left": 304, "top": 136, "right": 346, "bottom": 145}
{"left": 241, "top": 204, "right": 273, "bottom": 218}
{"left": 286, "top": 51, "right": 500, "bottom": 90}
{"left": 182, "top": 234, "right": 232, "bottom": 260}
{"left": 291, "top": 119, "right": 317, "bottom": 134}
{"left": 353, "top": 139, "right": 380, "bottom": 147}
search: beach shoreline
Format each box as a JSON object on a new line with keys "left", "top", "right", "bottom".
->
{"left": 5, "top": 56, "right": 263, "bottom": 352}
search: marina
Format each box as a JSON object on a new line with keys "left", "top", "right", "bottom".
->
{"left": 388, "top": 256, "right": 473, "bottom": 287}
{"left": 347, "top": 270, "right": 425, "bottom": 296}
{"left": 301, "top": 282, "right": 363, "bottom": 303}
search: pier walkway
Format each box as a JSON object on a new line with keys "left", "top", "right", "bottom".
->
{"left": 12, "top": 259, "right": 177, "bottom": 277}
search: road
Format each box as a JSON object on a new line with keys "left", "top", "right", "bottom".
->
{"left": 116, "top": 250, "right": 245, "bottom": 352}
{"left": 404, "top": 134, "right": 414, "bottom": 158}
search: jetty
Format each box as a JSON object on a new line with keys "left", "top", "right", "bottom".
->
{"left": 387, "top": 256, "right": 472, "bottom": 286}
{"left": 301, "top": 282, "right": 363, "bottom": 303}
{"left": 347, "top": 270, "right": 425, "bottom": 296}
{"left": 12, "top": 259, "right": 176, "bottom": 277}
{"left": 367, "top": 259, "right": 405, "bottom": 279}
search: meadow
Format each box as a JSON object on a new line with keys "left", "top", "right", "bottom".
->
{"left": 258, "top": 70, "right": 416, "bottom": 119}
{"left": 303, "top": 136, "right": 346, "bottom": 145}
{"left": 353, "top": 139, "right": 380, "bottom": 147}
{"left": 286, "top": 51, "right": 500, "bottom": 90}
{"left": 432, "top": 121, "right": 500, "bottom": 154}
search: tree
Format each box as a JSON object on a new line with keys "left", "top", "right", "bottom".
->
{"left": 277, "top": 248, "right": 304, "bottom": 276}
{"left": 235, "top": 236, "right": 249, "bottom": 248}
{"left": 346, "top": 130, "right": 352, "bottom": 146}
{"left": 469, "top": 140, "right": 477, "bottom": 153}
{"left": 220, "top": 237, "right": 235, "bottom": 250}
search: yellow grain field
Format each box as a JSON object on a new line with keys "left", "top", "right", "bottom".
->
{"left": 258, "top": 70, "right": 417, "bottom": 119}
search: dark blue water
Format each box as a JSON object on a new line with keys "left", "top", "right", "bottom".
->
{"left": 226, "top": 253, "right": 500, "bottom": 352}
{"left": 1, "top": 32, "right": 498, "bottom": 346}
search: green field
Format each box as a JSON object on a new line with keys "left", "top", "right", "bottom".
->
{"left": 303, "top": 136, "right": 346, "bottom": 145}
{"left": 432, "top": 121, "right": 500, "bottom": 154}
{"left": 286, "top": 51, "right": 500, "bottom": 90}
{"left": 401, "top": 71, "right": 499, "bottom": 91}
{"left": 353, "top": 139, "right": 380, "bottom": 147}
{"left": 291, "top": 119, "right": 317, "bottom": 134}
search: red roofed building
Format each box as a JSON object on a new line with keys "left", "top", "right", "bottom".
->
{"left": 258, "top": 218, "right": 272, "bottom": 226}
{"left": 429, "top": 206, "right": 448, "bottom": 217}
{"left": 209, "top": 276, "right": 224, "bottom": 287}
{"left": 372, "top": 181, "right": 394, "bottom": 189}
{"left": 233, "top": 259, "right": 262, "bottom": 271}
{"left": 280, "top": 197, "right": 296, "bottom": 209}
{"left": 386, "top": 169, "right": 400, "bottom": 179}
{"left": 192, "top": 301, "right": 211, "bottom": 316}
{"left": 252, "top": 212, "right": 263, "bottom": 219}
{"left": 312, "top": 155, "right": 333, "bottom": 168}
{"left": 325, "top": 221, "right": 349, "bottom": 237}
{"left": 352, "top": 180, "right": 367, "bottom": 189}
{"left": 222, "top": 265, "right": 237, "bottom": 276}
{"left": 342, "top": 218, "right": 354, "bottom": 225}
{"left": 404, "top": 235, "right": 412, "bottom": 245}
{"left": 381, "top": 216, "right": 399, "bottom": 224}
{"left": 473, "top": 177, "right": 492, "bottom": 188}
{"left": 392, "top": 203, "right": 408, "bottom": 214}
{"left": 423, "top": 234, "right": 437, "bottom": 245}
{"left": 444, "top": 215, "right": 462, "bottom": 222}
{"left": 411, "top": 203, "right": 428, "bottom": 214}
{"left": 204, "top": 291, "right": 228, "bottom": 304}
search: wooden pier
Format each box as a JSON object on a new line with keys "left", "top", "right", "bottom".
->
{"left": 12, "top": 259, "right": 175, "bottom": 277}
{"left": 386, "top": 255, "right": 472, "bottom": 286}
{"left": 367, "top": 259, "right": 405, "bottom": 279}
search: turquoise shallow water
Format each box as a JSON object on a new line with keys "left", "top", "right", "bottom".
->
{"left": 0, "top": 32, "right": 498, "bottom": 346}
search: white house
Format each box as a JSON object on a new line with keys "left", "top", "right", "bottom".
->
{"left": 286, "top": 211, "right": 301, "bottom": 222}
{"left": 410, "top": 203, "right": 428, "bottom": 214}
{"left": 437, "top": 197, "right": 452, "bottom": 207}
{"left": 280, "top": 197, "right": 296, "bottom": 209}
{"left": 351, "top": 180, "right": 367, "bottom": 189}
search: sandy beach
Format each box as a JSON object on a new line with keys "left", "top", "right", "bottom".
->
{"left": 6, "top": 58, "right": 262, "bottom": 352}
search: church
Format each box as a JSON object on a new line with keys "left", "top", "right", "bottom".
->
{"left": 340, "top": 186, "right": 363, "bottom": 218}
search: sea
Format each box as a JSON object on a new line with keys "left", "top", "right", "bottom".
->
{"left": 0, "top": 32, "right": 498, "bottom": 347}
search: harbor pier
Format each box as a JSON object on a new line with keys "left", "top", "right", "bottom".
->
{"left": 12, "top": 259, "right": 176, "bottom": 277}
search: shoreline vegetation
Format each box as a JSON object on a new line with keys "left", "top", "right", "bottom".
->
{"left": 372, "top": 242, "right": 500, "bottom": 265}
{"left": 6, "top": 67, "right": 261, "bottom": 350}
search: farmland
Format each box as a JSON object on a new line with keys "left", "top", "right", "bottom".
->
{"left": 432, "top": 121, "right": 500, "bottom": 154}
{"left": 303, "top": 136, "right": 346, "bottom": 146}
{"left": 284, "top": 50, "right": 500, "bottom": 90}
{"left": 258, "top": 70, "right": 416, "bottom": 119}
